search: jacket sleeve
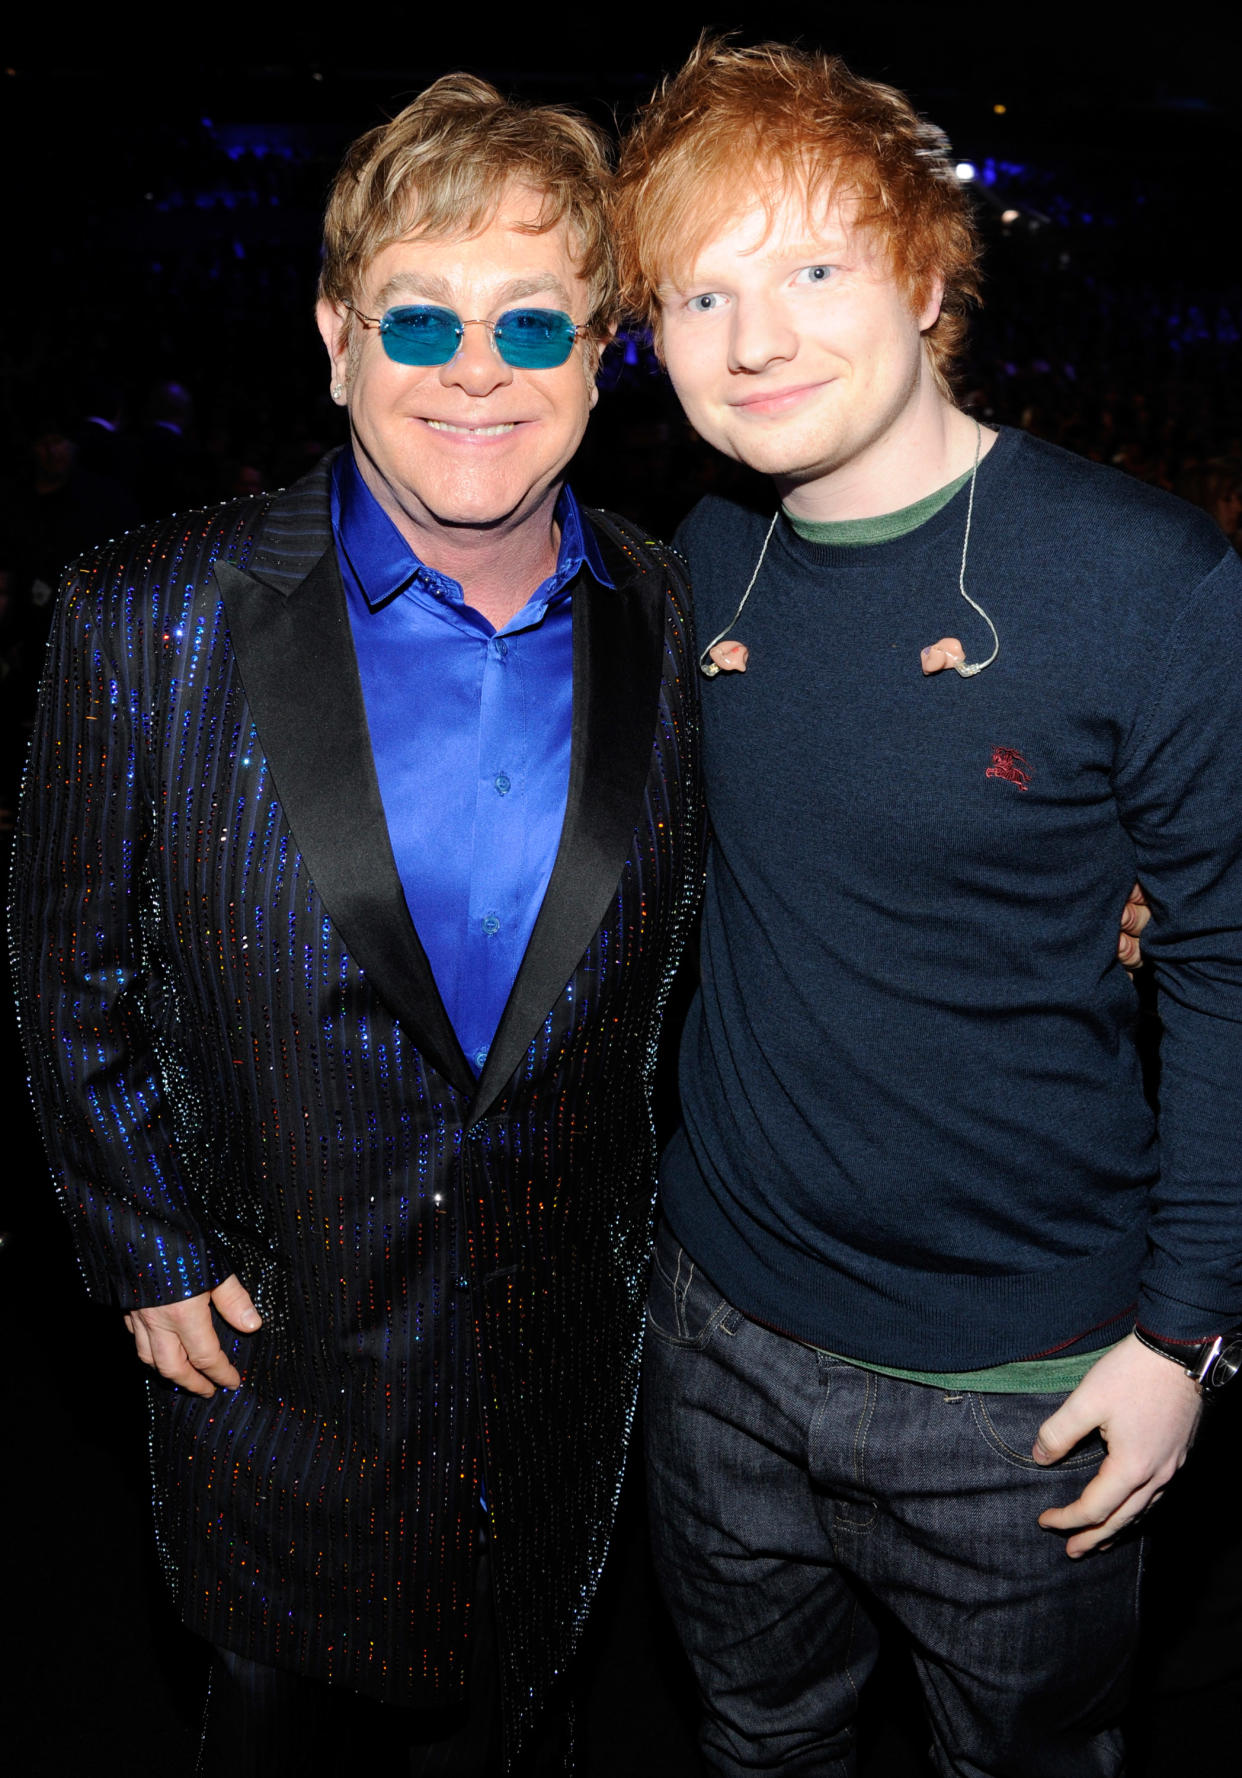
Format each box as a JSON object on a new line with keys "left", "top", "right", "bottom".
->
{"left": 1114, "top": 545, "right": 1242, "bottom": 1339}
{"left": 9, "top": 543, "right": 233, "bottom": 1308}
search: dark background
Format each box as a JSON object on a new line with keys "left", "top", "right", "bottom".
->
{"left": 1, "top": 5, "right": 1239, "bottom": 529}
{"left": 2, "top": 8, "right": 1239, "bottom": 1771}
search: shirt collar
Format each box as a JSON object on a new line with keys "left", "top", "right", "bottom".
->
{"left": 331, "top": 447, "right": 612, "bottom": 616}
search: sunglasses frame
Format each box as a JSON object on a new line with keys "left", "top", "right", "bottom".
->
{"left": 343, "top": 300, "right": 591, "bottom": 369}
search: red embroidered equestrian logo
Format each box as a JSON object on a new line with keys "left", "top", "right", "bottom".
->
{"left": 986, "top": 746, "right": 1032, "bottom": 791}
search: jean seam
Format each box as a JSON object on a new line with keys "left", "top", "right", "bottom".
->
{"left": 645, "top": 1298, "right": 743, "bottom": 1351}
{"left": 852, "top": 1369, "right": 877, "bottom": 1491}
{"left": 971, "top": 1393, "right": 1102, "bottom": 1470}
{"left": 673, "top": 1247, "right": 694, "bottom": 1339}
{"left": 830, "top": 1370, "right": 879, "bottom": 1533}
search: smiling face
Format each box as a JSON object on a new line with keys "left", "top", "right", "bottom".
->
{"left": 658, "top": 184, "right": 951, "bottom": 520}
{"left": 317, "top": 185, "right": 598, "bottom": 561}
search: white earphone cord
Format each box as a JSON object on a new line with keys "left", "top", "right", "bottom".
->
{"left": 697, "top": 418, "right": 998, "bottom": 680}
{"left": 698, "top": 510, "right": 780, "bottom": 677}
{"left": 950, "top": 420, "right": 998, "bottom": 678}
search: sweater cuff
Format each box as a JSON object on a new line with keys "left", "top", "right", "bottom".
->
{"left": 1134, "top": 1279, "right": 1237, "bottom": 1343}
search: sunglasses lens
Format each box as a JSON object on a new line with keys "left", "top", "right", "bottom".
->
{"left": 493, "top": 309, "right": 579, "bottom": 368}
{"left": 378, "top": 306, "right": 462, "bottom": 365}
{"left": 372, "top": 305, "right": 580, "bottom": 368}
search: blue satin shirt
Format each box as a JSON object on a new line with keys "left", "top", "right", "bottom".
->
{"left": 331, "top": 449, "right": 612, "bottom": 1075}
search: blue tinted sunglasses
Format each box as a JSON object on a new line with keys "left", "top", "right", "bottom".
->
{"left": 345, "top": 300, "right": 589, "bottom": 369}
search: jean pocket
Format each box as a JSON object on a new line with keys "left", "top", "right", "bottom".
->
{"left": 968, "top": 1390, "right": 1107, "bottom": 1471}
{"left": 646, "top": 1220, "right": 743, "bottom": 1348}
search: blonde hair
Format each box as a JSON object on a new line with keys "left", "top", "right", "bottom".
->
{"left": 614, "top": 36, "right": 981, "bottom": 390}
{"left": 320, "top": 74, "right": 617, "bottom": 337}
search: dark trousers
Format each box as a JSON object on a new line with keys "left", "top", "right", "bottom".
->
{"left": 644, "top": 1220, "right": 1142, "bottom": 1777}
{"left": 196, "top": 1641, "right": 500, "bottom": 1777}
{"left": 196, "top": 1549, "right": 572, "bottom": 1776}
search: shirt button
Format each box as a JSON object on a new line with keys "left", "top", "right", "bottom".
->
{"left": 492, "top": 637, "right": 509, "bottom": 658}
{"left": 474, "top": 1046, "right": 489, "bottom": 1069}
{"left": 494, "top": 773, "right": 511, "bottom": 795}
{"left": 482, "top": 913, "right": 501, "bottom": 935}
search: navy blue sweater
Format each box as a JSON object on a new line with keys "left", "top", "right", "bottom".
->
{"left": 663, "top": 427, "right": 1242, "bottom": 1369}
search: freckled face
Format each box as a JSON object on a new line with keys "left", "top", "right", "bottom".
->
{"left": 317, "top": 186, "right": 598, "bottom": 552}
{"left": 658, "top": 187, "right": 943, "bottom": 505}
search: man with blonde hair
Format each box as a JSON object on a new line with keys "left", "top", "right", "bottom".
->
{"left": 12, "top": 75, "right": 705, "bottom": 1774}
{"left": 616, "top": 38, "right": 1242, "bottom": 1777}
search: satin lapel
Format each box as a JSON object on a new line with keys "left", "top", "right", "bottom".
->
{"left": 469, "top": 536, "right": 667, "bottom": 1120}
{"left": 214, "top": 542, "right": 476, "bottom": 1098}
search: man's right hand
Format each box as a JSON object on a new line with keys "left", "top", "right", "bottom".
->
{"left": 123, "top": 1274, "right": 262, "bottom": 1396}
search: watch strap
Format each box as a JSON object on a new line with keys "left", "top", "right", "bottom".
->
{"left": 1134, "top": 1325, "right": 1242, "bottom": 1390}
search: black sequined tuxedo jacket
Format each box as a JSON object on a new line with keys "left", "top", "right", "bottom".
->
{"left": 11, "top": 452, "right": 705, "bottom": 1748}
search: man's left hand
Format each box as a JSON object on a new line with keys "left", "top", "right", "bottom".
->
{"left": 1118, "top": 882, "right": 1150, "bottom": 971}
{"left": 1033, "top": 1333, "right": 1202, "bottom": 1556}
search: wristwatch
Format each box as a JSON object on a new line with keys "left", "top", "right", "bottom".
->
{"left": 1133, "top": 1325, "right": 1242, "bottom": 1393}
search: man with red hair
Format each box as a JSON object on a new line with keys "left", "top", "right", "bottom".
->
{"left": 616, "top": 38, "right": 1242, "bottom": 1777}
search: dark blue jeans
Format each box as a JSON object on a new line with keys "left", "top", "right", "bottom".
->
{"left": 644, "top": 1221, "right": 1141, "bottom": 1777}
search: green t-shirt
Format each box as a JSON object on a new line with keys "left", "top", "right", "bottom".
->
{"left": 813, "top": 1342, "right": 1120, "bottom": 1394}
{"left": 783, "top": 465, "right": 973, "bottom": 547}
